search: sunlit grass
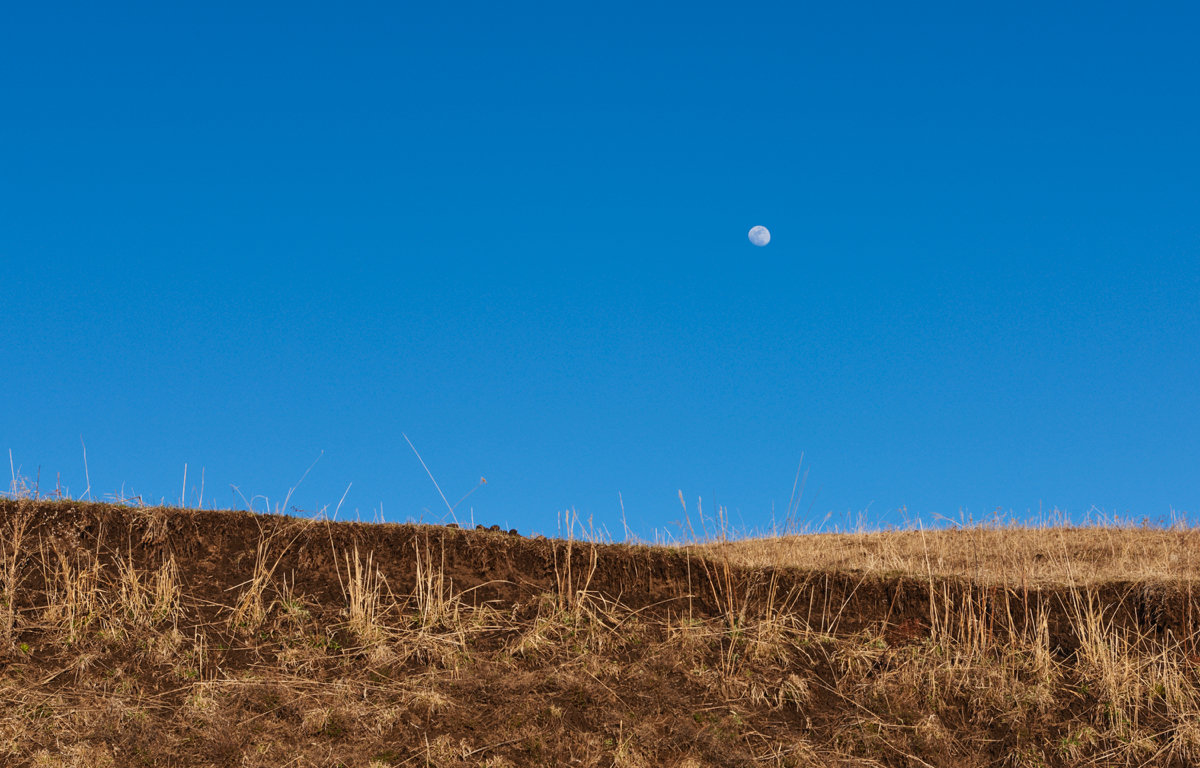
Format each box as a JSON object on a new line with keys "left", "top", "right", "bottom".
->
{"left": 2, "top": 488, "right": 1198, "bottom": 766}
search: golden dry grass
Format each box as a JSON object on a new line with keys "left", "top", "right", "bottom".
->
{"left": 704, "top": 524, "right": 1200, "bottom": 584}
{"left": 1, "top": 498, "right": 1199, "bottom": 767}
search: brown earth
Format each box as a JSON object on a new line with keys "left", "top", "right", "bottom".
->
{"left": 2, "top": 499, "right": 1199, "bottom": 767}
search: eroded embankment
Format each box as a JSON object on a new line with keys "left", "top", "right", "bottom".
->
{"left": 5, "top": 499, "right": 1200, "bottom": 767}
{"left": 5, "top": 500, "right": 1197, "bottom": 653}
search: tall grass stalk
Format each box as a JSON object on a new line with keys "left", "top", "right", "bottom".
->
{"left": 0, "top": 500, "right": 32, "bottom": 651}
{"left": 341, "top": 546, "right": 387, "bottom": 645}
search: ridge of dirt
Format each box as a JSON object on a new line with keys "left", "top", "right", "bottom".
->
{"left": 13, "top": 501, "right": 1195, "bottom": 650}
{"left": 3, "top": 500, "right": 1200, "bottom": 767}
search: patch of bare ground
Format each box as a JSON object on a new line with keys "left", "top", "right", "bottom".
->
{"left": 1, "top": 499, "right": 1198, "bottom": 767}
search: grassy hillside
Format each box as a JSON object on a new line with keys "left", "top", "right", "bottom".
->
{"left": 1, "top": 499, "right": 1198, "bottom": 767}
{"left": 712, "top": 523, "right": 1200, "bottom": 584}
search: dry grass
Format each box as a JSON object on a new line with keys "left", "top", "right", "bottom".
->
{"left": 707, "top": 521, "right": 1200, "bottom": 584}
{"left": 0, "top": 497, "right": 1198, "bottom": 767}
{"left": 1, "top": 497, "right": 34, "bottom": 651}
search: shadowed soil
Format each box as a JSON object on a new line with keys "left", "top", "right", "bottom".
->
{"left": 2, "top": 500, "right": 1199, "bottom": 767}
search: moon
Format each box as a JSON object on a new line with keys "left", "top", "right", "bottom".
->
{"left": 748, "top": 225, "right": 771, "bottom": 246}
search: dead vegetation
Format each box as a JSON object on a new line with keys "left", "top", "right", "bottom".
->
{"left": 1, "top": 497, "right": 1198, "bottom": 767}
{"left": 706, "top": 515, "right": 1200, "bottom": 584}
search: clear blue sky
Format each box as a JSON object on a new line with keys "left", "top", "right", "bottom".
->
{"left": 3, "top": 2, "right": 1198, "bottom": 536}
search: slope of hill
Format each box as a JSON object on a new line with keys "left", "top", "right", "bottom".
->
{"left": 2, "top": 499, "right": 1198, "bottom": 767}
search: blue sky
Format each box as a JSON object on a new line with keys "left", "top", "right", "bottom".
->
{"left": 3, "top": 2, "right": 1197, "bottom": 536}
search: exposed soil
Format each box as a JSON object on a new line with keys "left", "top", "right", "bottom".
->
{"left": 2, "top": 500, "right": 1199, "bottom": 767}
